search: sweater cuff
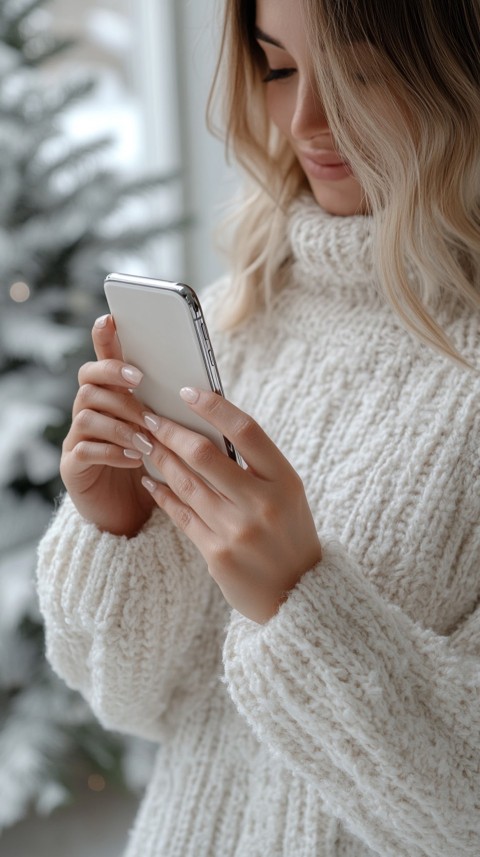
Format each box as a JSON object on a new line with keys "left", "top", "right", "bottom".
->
{"left": 222, "top": 534, "right": 402, "bottom": 738}
{"left": 36, "top": 492, "right": 168, "bottom": 630}
{"left": 225, "top": 532, "right": 359, "bottom": 641}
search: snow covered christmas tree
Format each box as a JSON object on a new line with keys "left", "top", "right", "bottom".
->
{"left": 0, "top": 0, "right": 184, "bottom": 829}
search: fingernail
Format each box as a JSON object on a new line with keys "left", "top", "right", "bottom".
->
{"left": 95, "top": 314, "right": 109, "bottom": 328}
{"left": 132, "top": 433, "right": 153, "bottom": 455}
{"left": 121, "top": 365, "right": 143, "bottom": 385}
{"left": 141, "top": 476, "right": 157, "bottom": 494}
{"left": 180, "top": 387, "right": 200, "bottom": 404}
{"left": 144, "top": 413, "right": 161, "bottom": 432}
{"left": 124, "top": 448, "right": 143, "bottom": 460}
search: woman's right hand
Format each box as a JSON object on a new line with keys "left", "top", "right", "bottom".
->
{"left": 60, "top": 314, "right": 156, "bottom": 538}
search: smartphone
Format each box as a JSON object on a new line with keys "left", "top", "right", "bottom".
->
{"left": 104, "top": 273, "right": 240, "bottom": 481}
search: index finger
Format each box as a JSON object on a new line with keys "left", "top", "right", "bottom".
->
{"left": 179, "top": 387, "right": 291, "bottom": 481}
{"left": 92, "top": 314, "right": 123, "bottom": 362}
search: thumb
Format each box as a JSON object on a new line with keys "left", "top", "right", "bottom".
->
{"left": 92, "top": 313, "right": 123, "bottom": 362}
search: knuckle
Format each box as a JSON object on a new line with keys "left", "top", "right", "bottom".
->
{"left": 285, "top": 468, "right": 306, "bottom": 499}
{"left": 237, "top": 495, "right": 285, "bottom": 542}
{"left": 255, "top": 495, "right": 281, "bottom": 527}
{"left": 203, "top": 392, "right": 223, "bottom": 417}
{"left": 159, "top": 421, "right": 176, "bottom": 446}
{"left": 210, "top": 541, "right": 234, "bottom": 571}
{"left": 236, "top": 516, "right": 262, "bottom": 544}
{"left": 77, "top": 361, "right": 94, "bottom": 385}
{"left": 113, "top": 420, "right": 131, "bottom": 445}
{"left": 190, "top": 438, "right": 215, "bottom": 467}
{"left": 174, "top": 505, "right": 193, "bottom": 532}
{"left": 175, "top": 474, "right": 196, "bottom": 501}
{"left": 76, "top": 383, "right": 96, "bottom": 406}
{"left": 233, "top": 416, "right": 259, "bottom": 444}
{"left": 293, "top": 471, "right": 306, "bottom": 496}
{"left": 102, "top": 443, "right": 116, "bottom": 462}
{"left": 72, "top": 441, "right": 90, "bottom": 462}
{"left": 104, "top": 357, "right": 120, "bottom": 378}
{"left": 151, "top": 446, "right": 168, "bottom": 470}
{"left": 75, "top": 408, "right": 94, "bottom": 432}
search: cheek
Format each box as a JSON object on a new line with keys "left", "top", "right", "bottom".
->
{"left": 265, "top": 88, "right": 294, "bottom": 138}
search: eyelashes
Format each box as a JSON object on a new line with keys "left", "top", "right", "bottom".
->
{"left": 262, "top": 67, "right": 368, "bottom": 85}
{"left": 262, "top": 67, "right": 296, "bottom": 83}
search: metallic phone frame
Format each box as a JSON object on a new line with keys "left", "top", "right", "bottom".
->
{"left": 104, "top": 273, "right": 239, "bottom": 465}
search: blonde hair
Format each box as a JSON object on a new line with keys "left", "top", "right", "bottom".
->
{"left": 208, "top": 0, "right": 480, "bottom": 370}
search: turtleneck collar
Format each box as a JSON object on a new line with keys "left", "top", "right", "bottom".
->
{"left": 287, "top": 193, "right": 381, "bottom": 302}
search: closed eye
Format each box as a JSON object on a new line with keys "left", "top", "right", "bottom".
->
{"left": 262, "top": 67, "right": 296, "bottom": 83}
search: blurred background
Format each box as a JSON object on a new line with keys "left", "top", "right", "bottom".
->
{"left": 0, "top": 0, "right": 239, "bottom": 854}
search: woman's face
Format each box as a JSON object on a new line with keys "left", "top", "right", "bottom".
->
{"left": 255, "top": 0, "right": 369, "bottom": 216}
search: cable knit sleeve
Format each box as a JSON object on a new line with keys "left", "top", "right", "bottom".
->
{"left": 36, "top": 492, "right": 218, "bottom": 742}
{"left": 222, "top": 534, "right": 480, "bottom": 857}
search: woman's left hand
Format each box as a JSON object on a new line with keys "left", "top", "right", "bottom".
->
{"left": 139, "top": 388, "right": 322, "bottom": 624}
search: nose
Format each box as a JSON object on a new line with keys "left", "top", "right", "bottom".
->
{"left": 290, "top": 75, "right": 329, "bottom": 141}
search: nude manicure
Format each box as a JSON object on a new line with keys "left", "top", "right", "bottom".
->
{"left": 121, "top": 365, "right": 143, "bottom": 385}
{"left": 132, "top": 433, "right": 154, "bottom": 455}
{"left": 124, "top": 448, "right": 142, "bottom": 460}
{"left": 141, "top": 476, "right": 157, "bottom": 494}
{"left": 179, "top": 386, "right": 200, "bottom": 403}
{"left": 144, "top": 413, "right": 161, "bottom": 432}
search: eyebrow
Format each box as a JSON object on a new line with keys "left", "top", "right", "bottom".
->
{"left": 254, "top": 26, "right": 286, "bottom": 50}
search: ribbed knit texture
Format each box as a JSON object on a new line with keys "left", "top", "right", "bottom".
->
{"left": 36, "top": 194, "right": 480, "bottom": 856}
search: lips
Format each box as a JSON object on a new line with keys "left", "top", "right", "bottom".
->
{"left": 298, "top": 151, "right": 355, "bottom": 181}
{"left": 300, "top": 150, "right": 347, "bottom": 167}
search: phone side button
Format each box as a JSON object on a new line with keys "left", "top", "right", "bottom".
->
{"left": 201, "top": 322, "right": 209, "bottom": 340}
{"left": 208, "top": 350, "right": 215, "bottom": 366}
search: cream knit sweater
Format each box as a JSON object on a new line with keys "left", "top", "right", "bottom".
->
{"left": 36, "top": 196, "right": 480, "bottom": 857}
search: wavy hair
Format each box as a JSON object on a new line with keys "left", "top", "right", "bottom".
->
{"left": 208, "top": 0, "right": 480, "bottom": 370}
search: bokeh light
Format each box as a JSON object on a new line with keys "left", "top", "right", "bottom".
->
{"left": 9, "top": 281, "right": 31, "bottom": 302}
{"left": 87, "top": 773, "right": 106, "bottom": 792}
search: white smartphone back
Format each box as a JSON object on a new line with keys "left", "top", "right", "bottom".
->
{"left": 104, "top": 273, "right": 237, "bottom": 481}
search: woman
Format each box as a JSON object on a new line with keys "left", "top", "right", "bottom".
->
{"left": 36, "top": 0, "right": 480, "bottom": 854}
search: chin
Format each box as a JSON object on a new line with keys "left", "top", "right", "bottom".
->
{"left": 310, "top": 179, "right": 368, "bottom": 217}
